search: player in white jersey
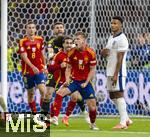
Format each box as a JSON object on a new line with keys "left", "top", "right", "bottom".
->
{"left": 101, "top": 16, "right": 132, "bottom": 129}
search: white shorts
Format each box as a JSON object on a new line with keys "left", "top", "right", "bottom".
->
{"left": 106, "top": 76, "right": 126, "bottom": 92}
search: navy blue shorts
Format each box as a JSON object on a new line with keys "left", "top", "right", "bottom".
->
{"left": 67, "top": 80, "right": 96, "bottom": 100}
{"left": 23, "top": 72, "right": 46, "bottom": 89}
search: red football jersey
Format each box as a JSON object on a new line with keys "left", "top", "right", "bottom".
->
{"left": 67, "top": 45, "right": 96, "bottom": 81}
{"left": 48, "top": 51, "right": 67, "bottom": 84}
{"left": 19, "top": 36, "right": 45, "bottom": 75}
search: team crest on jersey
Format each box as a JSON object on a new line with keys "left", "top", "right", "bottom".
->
{"left": 20, "top": 47, "right": 24, "bottom": 51}
{"left": 37, "top": 43, "right": 41, "bottom": 49}
{"left": 51, "top": 60, "right": 55, "bottom": 65}
{"left": 32, "top": 47, "right": 36, "bottom": 52}
{"left": 112, "top": 41, "right": 117, "bottom": 49}
{"left": 112, "top": 41, "right": 116, "bottom": 45}
{"left": 79, "top": 60, "right": 83, "bottom": 65}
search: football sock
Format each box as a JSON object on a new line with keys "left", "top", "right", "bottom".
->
{"left": 50, "top": 104, "right": 54, "bottom": 117}
{"left": 53, "top": 94, "right": 63, "bottom": 117}
{"left": 29, "top": 100, "right": 37, "bottom": 113}
{"left": 89, "top": 109, "right": 96, "bottom": 123}
{"left": 116, "top": 97, "right": 128, "bottom": 125}
{"left": 66, "top": 100, "right": 76, "bottom": 116}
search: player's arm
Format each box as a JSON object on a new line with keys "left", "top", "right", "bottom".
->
{"left": 81, "top": 65, "right": 96, "bottom": 88}
{"left": 48, "top": 54, "right": 67, "bottom": 72}
{"left": 64, "top": 63, "right": 72, "bottom": 86}
{"left": 20, "top": 52, "right": 39, "bottom": 74}
{"left": 101, "top": 48, "right": 110, "bottom": 58}
{"left": 112, "top": 52, "right": 125, "bottom": 86}
{"left": 41, "top": 49, "right": 49, "bottom": 74}
{"left": 41, "top": 49, "right": 47, "bottom": 70}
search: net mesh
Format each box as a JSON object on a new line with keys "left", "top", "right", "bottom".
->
{"left": 6, "top": 0, "right": 150, "bottom": 116}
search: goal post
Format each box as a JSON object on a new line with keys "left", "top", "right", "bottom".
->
{"left": 1, "top": 0, "right": 8, "bottom": 111}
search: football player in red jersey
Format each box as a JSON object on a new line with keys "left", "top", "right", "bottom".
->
{"left": 19, "top": 21, "right": 48, "bottom": 114}
{"left": 46, "top": 22, "right": 90, "bottom": 122}
{"left": 49, "top": 32, "right": 99, "bottom": 130}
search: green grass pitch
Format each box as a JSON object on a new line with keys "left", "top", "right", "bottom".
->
{"left": 50, "top": 117, "right": 150, "bottom": 137}
{"left": 0, "top": 117, "right": 150, "bottom": 137}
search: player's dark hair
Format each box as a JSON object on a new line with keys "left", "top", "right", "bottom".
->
{"left": 112, "top": 16, "right": 124, "bottom": 24}
{"left": 52, "top": 22, "right": 64, "bottom": 29}
{"left": 75, "top": 31, "right": 87, "bottom": 39}
{"left": 25, "top": 20, "right": 36, "bottom": 28}
{"left": 62, "top": 36, "right": 73, "bottom": 43}
{"left": 53, "top": 36, "right": 65, "bottom": 47}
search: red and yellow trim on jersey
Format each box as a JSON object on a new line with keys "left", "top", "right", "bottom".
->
{"left": 52, "top": 51, "right": 62, "bottom": 61}
{"left": 86, "top": 47, "right": 96, "bottom": 59}
{"left": 34, "top": 36, "right": 43, "bottom": 40}
{"left": 19, "top": 37, "right": 28, "bottom": 47}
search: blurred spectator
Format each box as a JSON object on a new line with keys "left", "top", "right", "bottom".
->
{"left": 144, "top": 32, "right": 150, "bottom": 45}
{"left": 8, "top": 41, "right": 21, "bottom": 72}
{"left": 128, "top": 33, "right": 150, "bottom": 69}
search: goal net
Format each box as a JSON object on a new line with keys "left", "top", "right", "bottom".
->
{"left": 4, "top": 0, "right": 150, "bottom": 116}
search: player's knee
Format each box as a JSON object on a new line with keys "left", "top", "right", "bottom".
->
{"left": 57, "top": 87, "right": 70, "bottom": 97}
{"left": 87, "top": 99, "right": 96, "bottom": 110}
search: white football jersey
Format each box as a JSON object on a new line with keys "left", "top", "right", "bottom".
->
{"left": 106, "top": 32, "right": 129, "bottom": 76}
